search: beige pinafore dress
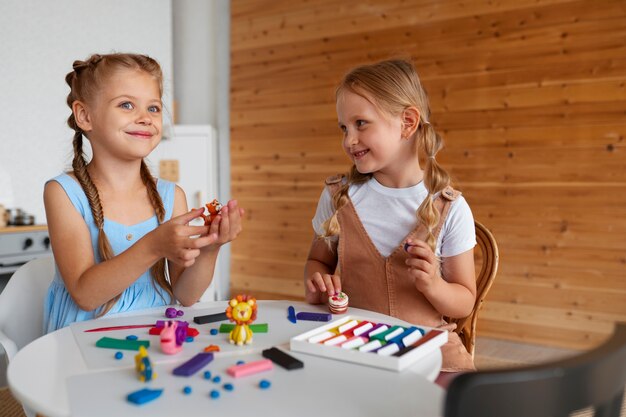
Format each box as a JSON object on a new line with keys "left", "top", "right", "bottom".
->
{"left": 325, "top": 175, "right": 475, "bottom": 372}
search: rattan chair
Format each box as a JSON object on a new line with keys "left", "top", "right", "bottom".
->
{"left": 445, "top": 220, "right": 499, "bottom": 358}
{"left": 444, "top": 322, "right": 626, "bottom": 417}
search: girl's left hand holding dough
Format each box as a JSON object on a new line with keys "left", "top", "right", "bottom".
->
{"left": 205, "top": 199, "right": 244, "bottom": 249}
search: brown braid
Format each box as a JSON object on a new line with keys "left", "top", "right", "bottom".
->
{"left": 65, "top": 53, "right": 170, "bottom": 316}
{"left": 328, "top": 59, "right": 452, "bottom": 253}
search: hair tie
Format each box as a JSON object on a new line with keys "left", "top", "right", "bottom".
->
{"left": 72, "top": 60, "right": 89, "bottom": 72}
{"left": 90, "top": 54, "right": 103, "bottom": 65}
{"left": 422, "top": 120, "right": 431, "bottom": 126}
{"left": 73, "top": 55, "right": 103, "bottom": 72}
{"left": 428, "top": 155, "right": 436, "bottom": 160}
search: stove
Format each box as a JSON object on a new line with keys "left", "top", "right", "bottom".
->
{"left": 0, "top": 225, "right": 53, "bottom": 274}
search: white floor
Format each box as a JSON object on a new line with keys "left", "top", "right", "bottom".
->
{"left": 475, "top": 336, "right": 579, "bottom": 370}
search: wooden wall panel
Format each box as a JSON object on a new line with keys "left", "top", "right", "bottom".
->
{"left": 231, "top": 0, "right": 626, "bottom": 349}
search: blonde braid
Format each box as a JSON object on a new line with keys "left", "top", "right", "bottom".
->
{"left": 320, "top": 166, "right": 370, "bottom": 239}
{"left": 140, "top": 161, "right": 174, "bottom": 303}
{"left": 416, "top": 122, "right": 450, "bottom": 252}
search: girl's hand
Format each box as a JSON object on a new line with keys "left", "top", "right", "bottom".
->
{"left": 405, "top": 239, "right": 441, "bottom": 294}
{"left": 203, "top": 199, "right": 244, "bottom": 249}
{"left": 306, "top": 272, "right": 342, "bottom": 298}
{"left": 150, "top": 208, "right": 218, "bottom": 267}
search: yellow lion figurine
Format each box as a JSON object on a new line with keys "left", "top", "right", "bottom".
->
{"left": 225, "top": 295, "right": 257, "bottom": 346}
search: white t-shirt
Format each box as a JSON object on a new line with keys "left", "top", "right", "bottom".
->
{"left": 312, "top": 177, "right": 476, "bottom": 258}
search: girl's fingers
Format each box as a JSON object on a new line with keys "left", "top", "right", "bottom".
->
{"left": 406, "top": 242, "right": 435, "bottom": 263}
{"left": 181, "top": 248, "right": 200, "bottom": 261}
{"left": 188, "top": 233, "right": 218, "bottom": 249}
{"left": 209, "top": 215, "right": 220, "bottom": 236}
{"left": 171, "top": 208, "right": 205, "bottom": 225}
{"left": 311, "top": 273, "right": 326, "bottom": 292}
{"left": 179, "top": 225, "right": 211, "bottom": 237}
{"left": 306, "top": 279, "right": 318, "bottom": 293}
{"left": 408, "top": 266, "right": 429, "bottom": 280}
{"left": 219, "top": 206, "right": 230, "bottom": 237}
{"left": 228, "top": 207, "right": 243, "bottom": 234}
{"left": 322, "top": 274, "right": 335, "bottom": 296}
{"left": 405, "top": 258, "right": 431, "bottom": 272}
{"left": 331, "top": 275, "right": 342, "bottom": 295}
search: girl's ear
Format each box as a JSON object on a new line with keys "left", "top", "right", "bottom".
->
{"left": 401, "top": 107, "right": 420, "bottom": 139}
{"left": 72, "top": 100, "right": 93, "bottom": 133}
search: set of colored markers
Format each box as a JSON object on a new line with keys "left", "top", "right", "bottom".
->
{"left": 290, "top": 315, "right": 448, "bottom": 372}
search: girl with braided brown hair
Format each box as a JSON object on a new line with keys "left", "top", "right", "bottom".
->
{"left": 304, "top": 59, "right": 476, "bottom": 371}
{"left": 43, "top": 53, "right": 243, "bottom": 332}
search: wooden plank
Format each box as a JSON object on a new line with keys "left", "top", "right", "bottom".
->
{"left": 478, "top": 317, "right": 611, "bottom": 349}
{"left": 232, "top": 2, "right": 626, "bottom": 75}
{"left": 496, "top": 268, "right": 626, "bottom": 294}
{"left": 488, "top": 282, "right": 626, "bottom": 315}
{"left": 232, "top": 15, "right": 626, "bottom": 82}
{"left": 441, "top": 123, "right": 626, "bottom": 148}
{"left": 232, "top": 0, "right": 585, "bottom": 51}
{"left": 480, "top": 301, "right": 620, "bottom": 333}
{"left": 233, "top": 183, "right": 327, "bottom": 201}
{"left": 436, "top": 78, "right": 626, "bottom": 112}
{"left": 232, "top": 102, "right": 335, "bottom": 126}
{"left": 229, "top": 287, "right": 304, "bottom": 302}
{"left": 231, "top": 272, "right": 306, "bottom": 298}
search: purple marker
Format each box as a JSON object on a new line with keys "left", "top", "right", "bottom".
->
{"left": 295, "top": 312, "right": 332, "bottom": 322}
{"left": 173, "top": 352, "right": 214, "bottom": 376}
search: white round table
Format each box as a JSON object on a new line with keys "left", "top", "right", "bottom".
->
{"left": 8, "top": 300, "right": 444, "bottom": 417}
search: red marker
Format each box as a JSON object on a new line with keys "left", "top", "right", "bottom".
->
{"left": 84, "top": 324, "right": 154, "bottom": 333}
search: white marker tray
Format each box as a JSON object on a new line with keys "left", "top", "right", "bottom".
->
{"left": 290, "top": 315, "right": 447, "bottom": 372}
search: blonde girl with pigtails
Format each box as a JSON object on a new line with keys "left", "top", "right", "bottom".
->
{"left": 304, "top": 59, "right": 476, "bottom": 371}
{"left": 44, "top": 53, "right": 244, "bottom": 333}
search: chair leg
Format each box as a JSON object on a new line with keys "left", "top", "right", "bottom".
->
{"left": 594, "top": 390, "right": 624, "bottom": 417}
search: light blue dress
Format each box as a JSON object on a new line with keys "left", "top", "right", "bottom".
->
{"left": 44, "top": 173, "right": 175, "bottom": 333}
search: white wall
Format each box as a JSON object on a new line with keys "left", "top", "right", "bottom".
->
{"left": 0, "top": 0, "right": 174, "bottom": 224}
{"left": 172, "top": 0, "right": 231, "bottom": 299}
{"left": 173, "top": 1, "right": 216, "bottom": 125}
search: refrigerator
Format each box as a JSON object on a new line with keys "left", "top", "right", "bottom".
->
{"left": 147, "top": 124, "right": 222, "bottom": 301}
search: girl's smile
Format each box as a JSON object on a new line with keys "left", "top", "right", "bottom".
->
{"left": 125, "top": 130, "right": 155, "bottom": 139}
{"left": 351, "top": 148, "right": 370, "bottom": 159}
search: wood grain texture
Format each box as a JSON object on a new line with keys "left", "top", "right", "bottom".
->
{"left": 231, "top": 0, "right": 626, "bottom": 349}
